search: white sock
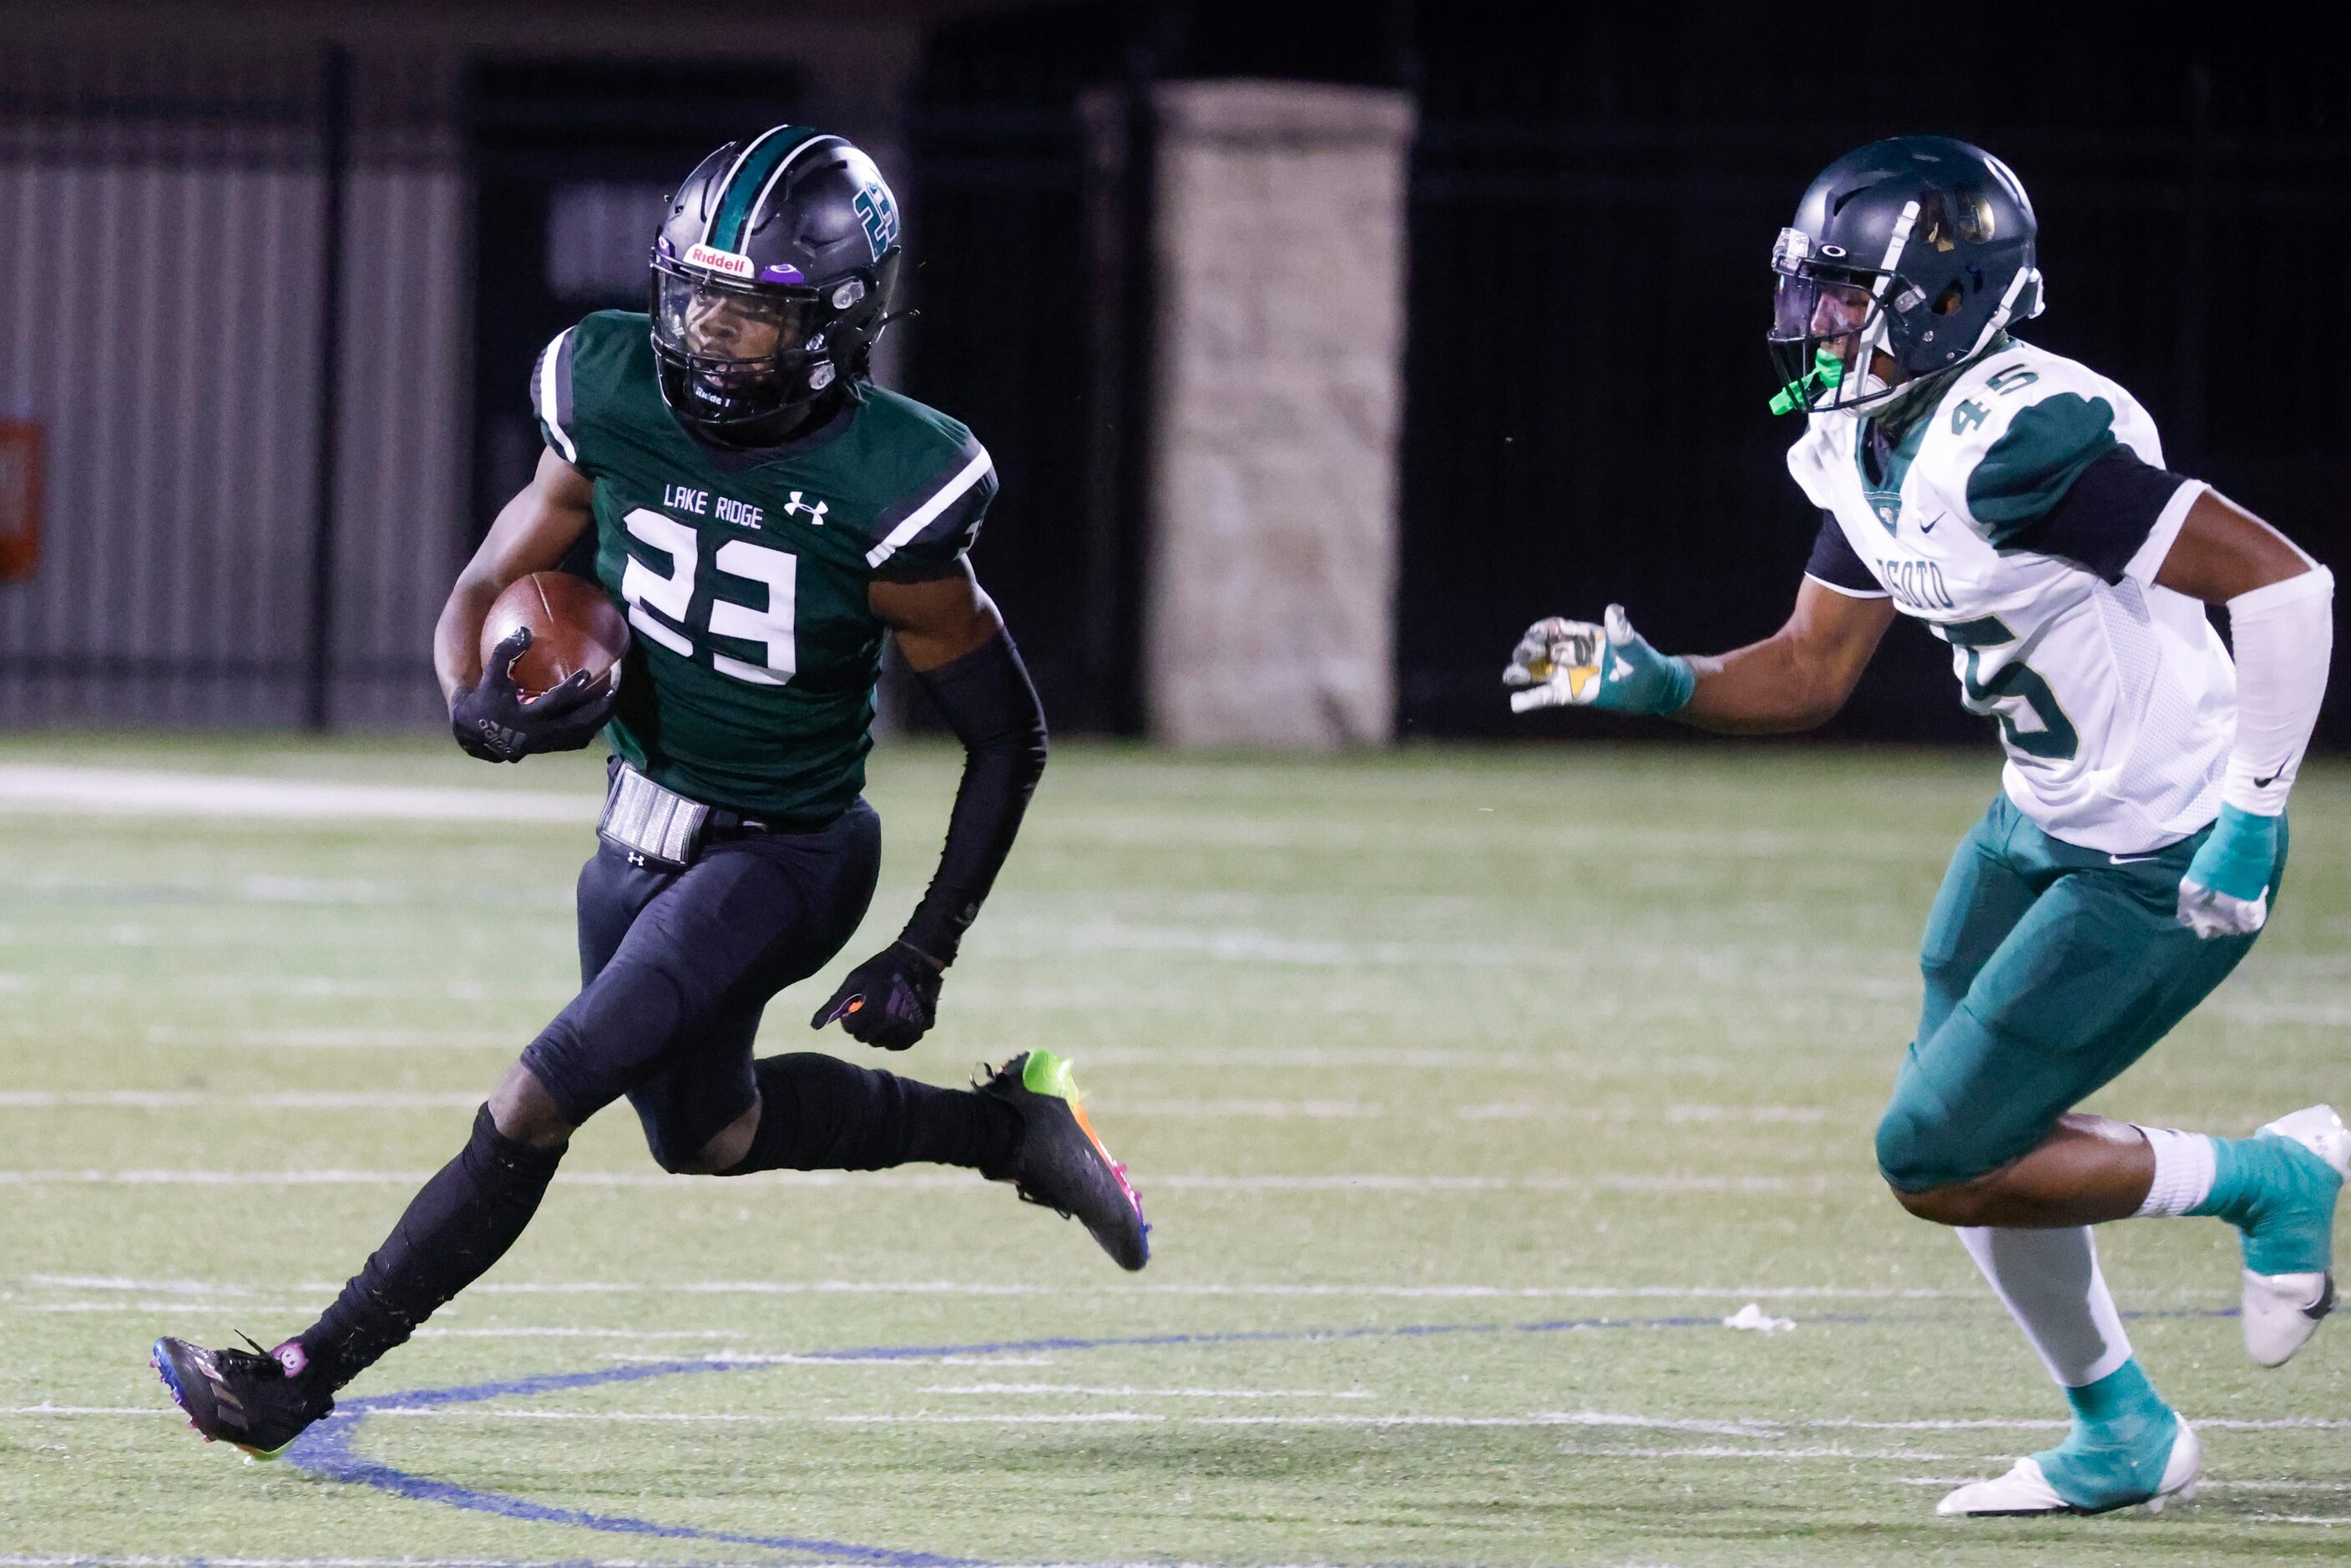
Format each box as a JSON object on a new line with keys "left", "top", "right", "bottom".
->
{"left": 2132, "top": 1125, "right": 2218, "bottom": 1217}
{"left": 1958, "top": 1226, "right": 2134, "bottom": 1388}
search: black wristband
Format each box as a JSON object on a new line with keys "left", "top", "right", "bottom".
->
{"left": 901, "top": 632, "right": 1048, "bottom": 965}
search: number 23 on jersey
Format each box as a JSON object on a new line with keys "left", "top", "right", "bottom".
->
{"left": 618, "top": 507, "right": 798, "bottom": 687}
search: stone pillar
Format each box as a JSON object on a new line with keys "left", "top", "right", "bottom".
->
{"left": 1142, "top": 80, "right": 1415, "bottom": 747}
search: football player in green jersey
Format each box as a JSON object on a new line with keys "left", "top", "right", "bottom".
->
{"left": 152, "top": 128, "right": 1147, "bottom": 1460}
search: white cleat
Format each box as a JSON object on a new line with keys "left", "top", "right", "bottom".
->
{"left": 1936, "top": 1422, "right": 2200, "bottom": 1518}
{"left": 2243, "top": 1105, "right": 2350, "bottom": 1368}
{"left": 2243, "top": 1270, "right": 2336, "bottom": 1368}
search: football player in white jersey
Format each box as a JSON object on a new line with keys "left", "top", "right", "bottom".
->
{"left": 1507, "top": 136, "right": 2338, "bottom": 1518}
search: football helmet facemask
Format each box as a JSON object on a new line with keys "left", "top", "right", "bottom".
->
{"left": 1767, "top": 134, "right": 2043, "bottom": 417}
{"left": 650, "top": 126, "right": 903, "bottom": 438}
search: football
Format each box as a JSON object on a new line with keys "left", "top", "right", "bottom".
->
{"left": 480, "top": 570, "right": 629, "bottom": 699}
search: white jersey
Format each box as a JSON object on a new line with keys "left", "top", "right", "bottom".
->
{"left": 1787, "top": 338, "right": 2232, "bottom": 854}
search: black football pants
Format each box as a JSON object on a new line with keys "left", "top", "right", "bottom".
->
{"left": 521, "top": 799, "right": 882, "bottom": 1168}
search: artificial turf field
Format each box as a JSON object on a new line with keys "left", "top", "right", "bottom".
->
{"left": 3, "top": 735, "right": 2348, "bottom": 1568}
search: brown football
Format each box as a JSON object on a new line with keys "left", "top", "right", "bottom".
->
{"left": 481, "top": 571, "right": 629, "bottom": 699}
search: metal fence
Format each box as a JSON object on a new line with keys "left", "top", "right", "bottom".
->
{"left": 901, "top": 8, "right": 1155, "bottom": 735}
{"left": 0, "top": 45, "right": 464, "bottom": 728}
{"left": 1396, "top": 14, "right": 2351, "bottom": 741}
{"left": 9, "top": 13, "right": 2348, "bottom": 746}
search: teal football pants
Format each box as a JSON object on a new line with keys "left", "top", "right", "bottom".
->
{"left": 1876, "top": 794, "right": 2288, "bottom": 1192}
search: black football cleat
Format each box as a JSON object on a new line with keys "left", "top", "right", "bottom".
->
{"left": 976, "top": 1050, "right": 1150, "bottom": 1271}
{"left": 151, "top": 1334, "right": 332, "bottom": 1459}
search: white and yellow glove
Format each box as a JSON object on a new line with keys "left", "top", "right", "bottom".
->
{"left": 1503, "top": 604, "right": 1696, "bottom": 716}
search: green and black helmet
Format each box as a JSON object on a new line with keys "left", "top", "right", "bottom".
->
{"left": 1767, "top": 134, "right": 2042, "bottom": 417}
{"left": 650, "top": 126, "right": 904, "bottom": 435}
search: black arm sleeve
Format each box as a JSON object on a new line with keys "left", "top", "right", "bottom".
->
{"left": 2002, "top": 447, "right": 2192, "bottom": 582}
{"left": 1804, "top": 513, "right": 1888, "bottom": 595}
{"left": 897, "top": 631, "right": 1049, "bottom": 967}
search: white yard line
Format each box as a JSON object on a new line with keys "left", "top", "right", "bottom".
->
{"left": 142, "top": 1028, "right": 521, "bottom": 1050}
{"left": 0, "top": 1560, "right": 1348, "bottom": 1568}
{"left": 0, "top": 1560, "right": 759, "bottom": 1567}
{"left": 1549, "top": 1443, "right": 1959, "bottom": 1461}
{"left": 1096, "top": 1100, "right": 1381, "bottom": 1119}
{"left": 0, "top": 1169, "right": 1834, "bottom": 1193}
{"left": 412, "top": 1328, "right": 750, "bottom": 1341}
{"left": 0, "top": 1091, "right": 483, "bottom": 1110}
{"left": 1890, "top": 1478, "right": 2351, "bottom": 1494}
{"left": 0, "top": 974, "right": 577, "bottom": 1002}
{"left": 1456, "top": 1102, "right": 1834, "bottom": 1125}
{"left": 0, "top": 766, "right": 595, "bottom": 824}
{"left": 8, "top": 1404, "right": 2342, "bottom": 1434}
{"left": 828, "top": 1413, "right": 1167, "bottom": 1424}
{"left": 1068, "top": 1047, "right": 1723, "bottom": 1070}
{"left": 10, "top": 1273, "right": 1984, "bottom": 1300}
{"left": 0, "top": 1090, "right": 1856, "bottom": 1127}
{"left": 602, "top": 1353, "right": 1058, "bottom": 1366}
{"left": 918, "top": 1383, "right": 1372, "bottom": 1400}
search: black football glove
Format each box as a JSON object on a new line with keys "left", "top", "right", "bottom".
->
{"left": 449, "top": 627, "right": 618, "bottom": 763}
{"left": 810, "top": 941, "right": 944, "bottom": 1050}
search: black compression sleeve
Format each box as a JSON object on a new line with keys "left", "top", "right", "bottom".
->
{"left": 1804, "top": 513, "right": 1887, "bottom": 595}
{"left": 899, "top": 631, "right": 1048, "bottom": 966}
{"left": 2003, "top": 447, "right": 2192, "bottom": 582}
{"left": 299, "top": 1105, "right": 564, "bottom": 1390}
{"left": 722, "top": 1054, "right": 1017, "bottom": 1175}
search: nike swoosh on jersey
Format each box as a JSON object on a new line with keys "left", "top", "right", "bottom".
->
{"left": 2109, "top": 853, "right": 2162, "bottom": 865}
{"left": 1918, "top": 513, "right": 1944, "bottom": 534}
{"left": 2255, "top": 769, "right": 2284, "bottom": 788}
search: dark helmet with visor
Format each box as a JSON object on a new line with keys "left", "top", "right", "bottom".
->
{"left": 1768, "top": 135, "right": 2042, "bottom": 416}
{"left": 650, "top": 126, "right": 903, "bottom": 435}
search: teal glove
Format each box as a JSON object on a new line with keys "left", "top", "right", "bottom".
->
{"left": 2177, "top": 805, "right": 2278, "bottom": 939}
{"left": 1504, "top": 604, "right": 1696, "bottom": 716}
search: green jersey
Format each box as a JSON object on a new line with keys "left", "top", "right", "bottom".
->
{"left": 531, "top": 311, "right": 995, "bottom": 822}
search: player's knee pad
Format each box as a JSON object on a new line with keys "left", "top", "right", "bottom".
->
{"left": 1873, "top": 1082, "right": 1995, "bottom": 1195}
{"left": 523, "top": 959, "right": 699, "bottom": 1126}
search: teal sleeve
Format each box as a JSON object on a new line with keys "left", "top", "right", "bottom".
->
{"left": 1964, "top": 393, "right": 2121, "bottom": 545}
{"left": 2187, "top": 805, "right": 2280, "bottom": 903}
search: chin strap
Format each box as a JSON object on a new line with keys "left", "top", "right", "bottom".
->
{"left": 1968, "top": 264, "right": 2043, "bottom": 360}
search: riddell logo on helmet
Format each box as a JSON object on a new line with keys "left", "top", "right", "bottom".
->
{"left": 684, "top": 244, "right": 756, "bottom": 279}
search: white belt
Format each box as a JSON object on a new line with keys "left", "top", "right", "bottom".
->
{"left": 597, "top": 761, "right": 710, "bottom": 870}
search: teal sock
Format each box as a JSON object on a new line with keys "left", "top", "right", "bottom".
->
{"left": 2034, "top": 1358, "right": 2177, "bottom": 1510}
{"left": 2190, "top": 1133, "right": 2340, "bottom": 1275}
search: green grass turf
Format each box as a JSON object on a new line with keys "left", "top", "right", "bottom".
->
{"left": 3, "top": 735, "right": 2349, "bottom": 1567}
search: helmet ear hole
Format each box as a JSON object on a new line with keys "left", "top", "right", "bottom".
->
{"left": 1931, "top": 283, "right": 1965, "bottom": 316}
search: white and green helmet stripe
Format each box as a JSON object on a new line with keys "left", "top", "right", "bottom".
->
{"left": 699, "top": 126, "right": 843, "bottom": 257}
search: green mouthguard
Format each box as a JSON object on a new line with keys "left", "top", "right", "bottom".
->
{"left": 1769, "top": 348, "right": 1846, "bottom": 416}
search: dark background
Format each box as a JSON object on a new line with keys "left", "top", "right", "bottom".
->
{"left": 883, "top": 2, "right": 2351, "bottom": 744}
{"left": 13, "top": 3, "right": 2339, "bottom": 741}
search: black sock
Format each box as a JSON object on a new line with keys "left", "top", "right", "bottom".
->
{"left": 298, "top": 1105, "right": 564, "bottom": 1391}
{"left": 722, "top": 1053, "right": 1018, "bottom": 1176}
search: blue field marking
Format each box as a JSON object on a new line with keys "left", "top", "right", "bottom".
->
{"left": 285, "top": 1310, "right": 1850, "bottom": 1565}
{"left": 284, "top": 1305, "right": 2245, "bottom": 1564}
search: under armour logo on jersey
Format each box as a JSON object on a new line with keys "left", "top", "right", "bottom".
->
{"left": 781, "top": 492, "right": 828, "bottom": 527}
